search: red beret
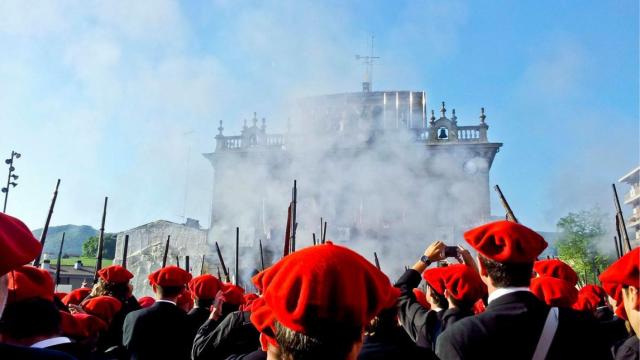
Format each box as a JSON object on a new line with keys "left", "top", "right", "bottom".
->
{"left": 240, "top": 293, "right": 260, "bottom": 311}
{"left": 148, "top": 266, "right": 192, "bottom": 287}
{"left": 464, "top": 221, "right": 547, "bottom": 263}
{"left": 62, "top": 287, "right": 91, "bottom": 306}
{"left": 82, "top": 296, "right": 122, "bottom": 324}
{"left": 222, "top": 283, "right": 246, "bottom": 305}
{"left": 599, "top": 248, "right": 640, "bottom": 320}
{"left": 7, "top": 265, "right": 54, "bottom": 303}
{"left": 250, "top": 243, "right": 399, "bottom": 345}
{"left": 60, "top": 311, "right": 107, "bottom": 339}
{"left": 534, "top": 259, "right": 579, "bottom": 286}
{"left": 97, "top": 265, "right": 133, "bottom": 284}
{"left": 177, "top": 290, "right": 194, "bottom": 312}
{"left": 413, "top": 289, "right": 431, "bottom": 310}
{"left": 55, "top": 292, "right": 68, "bottom": 301}
{"left": 422, "top": 268, "right": 446, "bottom": 296}
{"left": 472, "top": 299, "right": 486, "bottom": 314}
{"left": 138, "top": 296, "right": 155, "bottom": 308}
{"left": 530, "top": 277, "right": 578, "bottom": 308}
{"left": 573, "top": 285, "right": 607, "bottom": 312}
{"left": 0, "top": 213, "right": 42, "bottom": 276}
{"left": 438, "top": 264, "right": 487, "bottom": 304}
{"left": 188, "top": 274, "right": 223, "bottom": 300}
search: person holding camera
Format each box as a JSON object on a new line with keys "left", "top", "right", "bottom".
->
{"left": 394, "top": 240, "right": 484, "bottom": 351}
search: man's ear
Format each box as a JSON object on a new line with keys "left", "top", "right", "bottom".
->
{"left": 628, "top": 285, "right": 640, "bottom": 310}
{"left": 477, "top": 255, "right": 488, "bottom": 276}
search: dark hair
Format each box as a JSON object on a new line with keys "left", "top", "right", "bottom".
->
{"left": 365, "top": 306, "right": 398, "bottom": 337}
{"left": 427, "top": 284, "right": 449, "bottom": 309}
{"left": 0, "top": 298, "right": 60, "bottom": 339}
{"left": 479, "top": 255, "right": 533, "bottom": 288}
{"left": 156, "top": 285, "right": 184, "bottom": 298}
{"left": 196, "top": 298, "right": 214, "bottom": 309}
{"left": 274, "top": 320, "right": 362, "bottom": 360}
{"left": 448, "top": 297, "right": 475, "bottom": 311}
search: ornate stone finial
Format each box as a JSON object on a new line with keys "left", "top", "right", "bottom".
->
{"left": 252, "top": 112, "right": 258, "bottom": 127}
{"left": 261, "top": 117, "right": 266, "bottom": 131}
{"left": 217, "top": 120, "right": 224, "bottom": 136}
{"left": 440, "top": 101, "right": 446, "bottom": 118}
{"left": 451, "top": 109, "right": 457, "bottom": 122}
{"left": 480, "top": 107, "right": 486, "bottom": 124}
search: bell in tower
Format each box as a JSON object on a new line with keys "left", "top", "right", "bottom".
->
{"left": 438, "top": 127, "right": 448, "bottom": 139}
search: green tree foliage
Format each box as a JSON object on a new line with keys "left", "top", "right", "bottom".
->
{"left": 555, "top": 208, "right": 612, "bottom": 285}
{"left": 81, "top": 233, "right": 117, "bottom": 259}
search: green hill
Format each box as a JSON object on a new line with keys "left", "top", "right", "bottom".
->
{"left": 32, "top": 225, "right": 98, "bottom": 257}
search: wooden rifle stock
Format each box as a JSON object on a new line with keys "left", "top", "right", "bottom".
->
{"left": 34, "top": 179, "right": 61, "bottom": 267}
{"left": 494, "top": 185, "right": 518, "bottom": 223}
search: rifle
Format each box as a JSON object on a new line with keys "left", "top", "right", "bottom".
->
{"left": 322, "top": 221, "right": 327, "bottom": 244}
{"left": 93, "top": 196, "right": 108, "bottom": 284}
{"left": 216, "top": 265, "right": 222, "bottom": 279}
{"left": 200, "top": 255, "right": 206, "bottom": 275}
{"left": 320, "top": 217, "right": 323, "bottom": 243}
{"left": 34, "top": 179, "right": 61, "bottom": 267}
{"left": 494, "top": 185, "right": 518, "bottom": 223}
{"left": 283, "top": 204, "right": 292, "bottom": 257}
{"left": 122, "top": 234, "right": 129, "bottom": 269}
{"left": 234, "top": 227, "right": 239, "bottom": 286}
{"left": 259, "top": 239, "right": 265, "bottom": 271}
{"left": 373, "top": 252, "right": 381, "bottom": 270}
{"left": 176, "top": 256, "right": 180, "bottom": 268}
{"left": 55, "top": 232, "right": 65, "bottom": 287}
{"left": 215, "top": 241, "right": 230, "bottom": 282}
{"left": 291, "top": 180, "right": 297, "bottom": 252}
{"left": 312, "top": 233, "right": 317, "bottom": 246}
{"left": 612, "top": 184, "right": 632, "bottom": 254}
{"left": 185, "top": 255, "right": 190, "bottom": 273}
{"left": 613, "top": 236, "right": 621, "bottom": 259}
{"left": 162, "top": 235, "right": 170, "bottom": 268}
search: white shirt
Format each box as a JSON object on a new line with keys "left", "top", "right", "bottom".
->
{"left": 155, "top": 299, "right": 177, "bottom": 306}
{"left": 487, "top": 287, "right": 531, "bottom": 305}
{"left": 31, "top": 336, "right": 71, "bottom": 348}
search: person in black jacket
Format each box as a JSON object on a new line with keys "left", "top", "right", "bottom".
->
{"left": 186, "top": 274, "right": 224, "bottom": 340}
{"left": 122, "top": 266, "right": 192, "bottom": 360}
{"left": 395, "top": 241, "right": 482, "bottom": 351}
{"left": 192, "top": 310, "right": 261, "bottom": 360}
{"left": 435, "top": 221, "right": 612, "bottom": 360}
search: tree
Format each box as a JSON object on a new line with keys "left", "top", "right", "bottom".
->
{"left": 555, "top": 208, "right": 612, "bottom": 285}
{"left": 82, "top": 233, "right": 117, "bottom": 259}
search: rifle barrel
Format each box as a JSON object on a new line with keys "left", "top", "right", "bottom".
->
{"left": 34, "top": 179, "right": 61, "bottom": 267}
{"left": 215, "top": 241, "right": 230, "bottom": 281}
{"left": 235, "top": 227, "right": 239, "bottom": 286}
{"left": 55, "top": 232, "right": 65, "bottom": 286}
{"left": 612, "top": 184, "right": 632, "bottom": 253}
{"left": 322, "top": 221, "right": 327, "bottom": 244}
{"left": 122, "top": 234, "right": 129, "bottom": 269}
{"left": 373, "top": 252, "right": 381, "bottom": 270}
{"left": 185, "top": 256, "right": 190, "bottom": 272}
{"left": 291, "top": 180, "right": 297, "bottom": 252}
{"left": 493, "top": 185, "right": 518, "bottom": 223}
{"left": 200, "top": 254, "right": 206, "bottom": 275}
{"left": 162, "top": 235, "right": 171, "bottom": 268}
{"left": 259, "top": 239, "right": 265, "bottom": 271}
{"left": 93, "top": 196, "right": 108, "bottom": 283}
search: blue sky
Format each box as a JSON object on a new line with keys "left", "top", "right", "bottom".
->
{"left": 0, "top": 0, "right": 637, "bottom": 233}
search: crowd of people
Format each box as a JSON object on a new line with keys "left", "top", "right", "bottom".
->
{"left": 0, "top": 211, "right": 637, "bottom": 359}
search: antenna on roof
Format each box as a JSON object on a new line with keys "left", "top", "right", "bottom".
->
{"left": 355, "top": 35, "right": 380, "bottom": 93}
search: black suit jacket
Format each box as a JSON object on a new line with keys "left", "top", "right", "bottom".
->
{"left": 187, "top": 307, "right": 212, "bottom": 340}
{"left": 0, "top": 343, "right": 76, "bottom": 360}
{"left": 122, "top": 301, "right": 192, "bottom": 360}
{"left": 435, "top": 291, "right": 613, "bottom": 360}
{"left": 192, "top": 311, "right": 260, "bottom": 360}
{"left": 358, "top": 326, "right": 438, "bottom": 360}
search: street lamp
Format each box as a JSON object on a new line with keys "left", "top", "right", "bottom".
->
{"left": 2, "top": 151, "right": 21, "bottom": 213}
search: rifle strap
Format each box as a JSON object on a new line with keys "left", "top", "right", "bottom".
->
{"left": 532, "top": 307, "right": 559, "bottom": 360}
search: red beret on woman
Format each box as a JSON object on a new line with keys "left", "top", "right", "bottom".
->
{"left": 599, "top": 248, "right": 640, "bottom": 320}
{"left": 573, "top": 285, "right": 607, "bottom": 312}
{"left": 0, "top": 212, "right": 42, "bottom": 276}
{"left": 438, "top": 264, "right": 487, "bottom": 304}
{"left": 148, "top": 265, "right": 192, "bottom": 287}
{"left": 97, "top": 265, "right": 133, "bottom": 284}
{"left": 422, "top": 267, "right": 446, "bottom": 295}
{"left": 7, "top": 265, "right": 55, "bottom": 303}
{"left": 464, "top": 220, "right": 547, "bottom": 263}
{"left": 189, "top": 274, "right": 223, "bottom": 300}
{"left": 530, "top": 276, "right": 578, "bottom": 308}
{"left": 534, "top": 259, "right": 579, "bottom": 286}
{"left": 82, "top": 295, "right": 122, "bottom": 324}
{"left": 62, "top": 287, "right": 92, "bottom": 306}
{"left": 222, "top": 283, "right": 246, "bottom": 305}
{"left": 250, "top": 242, "right": 399, "bottom": 349}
